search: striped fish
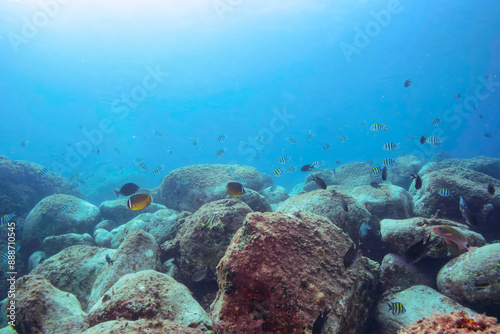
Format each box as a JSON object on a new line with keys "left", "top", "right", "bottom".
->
{"left": 287, "top": 137, "right": 296, "bottom": 144}
{"left": 312, "top": 161, "right": 324, "bottom": 168}
{"left": 70, "top": 183, "right": 79, "bottom": 190}
{"left": 216, "top": 149, "right": 226, "bottom": 158}
{"left": 287, "top": 166, "right": 296, "bottom": 173}
{"left": 0, "top": 213, "right": 15, "bottom": 226}
{"left": 388, "top": 302, "right": 406, "bottom": 315}
{"left": 269, "top": 185, "right": 277, "bottom": 193}
{"left": 339, "top": 136, "right": 348, "bottom": 143}
{"left": 237, "top": 178, "right": 247, "bottom": 185}
{"left": 437, "top": 188, "right": 454, "bottom": 197}
{"left": 426, "top": 136, "right": 442, "bottom": 147}
{"left": 138, "top": 163, "right": 147, "bottom": 171}
{"left": 382, "top": 142, "right": 399, "bottom": 151}
{"left": 153, "top": 165, "right": 164, "bottom": 175}
{"left": 60, "top": 204, "right": 71, "bottom": 213}
{"left": 431, "top": 118, "right": 441, "bottom": 126}
{"left": 274, "top": 168, "right": 284, "bottom": 177}
{"left": 177, "top": 178, "right": 189, "bottom": 185}
{"left": 278, "top": 157, "right": 291, "bottom": 164}
{"left": 70, "top": 173, "right": 79, "bottom": 181}
{"left": 382, "top": 159, "right": 399, "bottom": 168}
{"left": 371, "top": 167, "right": 383, "bottom": 176}
{"left": 217, "top": 135, "right": 226, "bottom": 143}
{"left": 39, "top": 168, "right": 48, "bottom": 176}
{"left": 370, "top": 123, "right": 389, "bottom": 132}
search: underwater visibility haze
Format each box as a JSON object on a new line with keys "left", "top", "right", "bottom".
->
{"left": 1, "top": 0, "right": 500, "bottom": 333}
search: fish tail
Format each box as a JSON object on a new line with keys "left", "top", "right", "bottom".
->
{"left": 467, "top": 246, "right": 478, "bottom": 260}
{"left": 114, "top": 189, "right": 120, "bottom": 198}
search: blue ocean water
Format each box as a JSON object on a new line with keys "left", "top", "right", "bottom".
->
{"left": 1, "top": 0, "right": 500, "bottom": 203}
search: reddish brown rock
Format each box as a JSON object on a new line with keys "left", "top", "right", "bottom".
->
{"left": 82, "top": 319, "right": 205, "bottom": 334}
{"left": 211, "top": 211, "right": 379, "bottom": 334}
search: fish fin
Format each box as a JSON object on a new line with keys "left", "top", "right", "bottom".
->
{"left": 444, "top": 238, "right": 452, "bottom": 245}
{"left": 114, "top": 189, "right": 120, "bottom": 198}
{"left": 457, "top": 244, "right": 466, "bottom": 250}
{"left": 467, "top": 246, "right": 478, "bottom": 260}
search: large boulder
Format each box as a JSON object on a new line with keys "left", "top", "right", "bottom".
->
{"left": 31, "top": 245, "right": 115, "bottom": 311}
{"left": 88, "top": 230, "right": 161, "bottom": 309}
{"left": 211, "top": 211, "right": 379, "bottom": 333}
{"left": 14, "top": 275, "right": 88, "bottom": 333}
{"left": 259, "top": 185, "right": 289, "bottom": 204}
{"left": 0, "top": 156, "right": 84, "bottom": 218}
{"left": 350, "top": 184, "right": 413, "bottom": 219}
{"left": 109, "top": 208, "right": 181, "bottom": 249}
{"left": 160, "top": 164, "right": 263, "bottom": 212}
{"left": 279, "top": 188, "right": 371, "bottom": 241}
{"left": 379, "top": 253, "right": 434, "bottom": 291}
{"left": 82, "top": 320, "right": 205, "bottom": 334}
{"left": 419, "top": 156, "right": 500, "bottom": 180}
{"left": 41, "top": 233, "right": 95, "bottom": 257}
{"left": 410, "top": 167, "right": 500, "bottom": 241}
{"left": 376, "top": 285, "right": 477, "bottom": 334}
{"left": 23, "top": 194, "right": 100, "bottom": 250}
{"left": 236, "top": 188, "right": 272, "bottom": 213}
{"left": 381, "top": 217, "right": 486, "bottom": 259}
{"left": 98, "top": 199, "right": 166, "bottom": 226}
{"left": 331, "top": 162, "right": 373, "bottom": 186}
{"left": 437, "top": 243, "right": 500, "bottom": 316}
{"left": 88, "top": 270, "right": 211, "bottom": 330}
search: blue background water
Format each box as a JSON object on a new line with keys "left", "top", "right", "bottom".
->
{"left": 1, "top": 0, "right": 499, "bottom": 203}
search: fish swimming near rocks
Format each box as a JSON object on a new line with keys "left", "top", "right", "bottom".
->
{"left": 343, "top": 239, "right": 361, "bottom": 269}
{"left": 404, "top": 234, "right": 432, "bottom": 264}
{"left": 312, "top": 307, "right": 331, "bottom": 334}
{"left": 300, "top": 164, "right": 314, "bottom": 172}
{"left": 359, "top": 220, "right": 381, "bottom": 242}
{"left": 311, "top": 175, "right": 327, "bottom": 189}
{"left": 226, "top": 182, "right": 245, "bottom": 197}
{"left": 431, "top": 225, "right": 477, "bottom": 260}
{"left": 409, "top": 171, "right": 422, "bottom": 190}
{"left": 339, "top": 198, "right": 348, "bottom": 213}
{"left": 419, "top": 135, "right": 427, "bottom": 145}
{"left": 192, "top": 266, "right": 213, "bottom": 282}
{"left": 127, "top": 193, "right": 152, "bottom": 211}
{"left": 114, "top": 183, "right": 141, "bottom": 198}
{"left": 488, "top": 183, "right": 496, "bottom": 196}
{"left": 459, "top": 196, "right": 477, "bottom": 226}
{"left": 381, "top": 166, "right": 388, "bottom": 181}
{"left": 388, "top": 302, "right": 406, "bottom": 315}
{"left": 105, "top": 254, "right": 113, "bottom": 265}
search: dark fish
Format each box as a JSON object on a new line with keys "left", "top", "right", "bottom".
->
{"left": 381, "top": 166, "right": 388, "bottom": 181}
{"left": 311, "top": 175, "right": 327, "bottom": 189}
{"left": 404, "top": 234, "right": 432, "bottom": 264}
{"left": 359, "top": 221, "right": 380, "bottom": 241}
{"left": 343, "top": 239, "right": 361, "bottom": 269}
{"left": 127, "top": 193, "right": 152, "bottom": 210}
{"left": 419, "top": 135, "right": 426, "bottom": 145}
{"left": 455, "top": 93, "right": 461, "bottom": 98}
{"left": 226, "top": 182, "right": 245, "bottom": 197}
{"left": 339, "top": 198, "right": 348, "bottom": 213}
{"left": 300, "top": 164, "right": 314, "bottom": 172}
{"left": 488, "top": 183, "right": 496, "bottom": 195}
{"left": 459, "top": 196, "right": 477, "bottom": 226}
{"left": 192, "top": 267, "right": 211, "bottom": 282}
{"left": 370, "top": 182, "right": 381, "bottom": 189}
{"left": 404, "top": 79, "right": 412, "bottom": 88}
{"left": 114, "top": 183, "right": 140, "bottom": 198}
{"left": 312, "top": 307, "right": 331, "bottom": 334}
{"left": 409, "top": 171, "right": 422, "bottom": 190}
{"left": 105, "top": 254, "right": 113, "bottom": 265}
{"left": 388, "top": 302, "right": 406, "bottom": 315}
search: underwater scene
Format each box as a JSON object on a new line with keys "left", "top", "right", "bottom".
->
{"left": 1, "top": 0, "right": 500, "bottom": 333}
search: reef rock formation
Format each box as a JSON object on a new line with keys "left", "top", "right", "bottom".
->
{"left": 410, "top": 167, "right": 500, "bottom": 240}
{"left": 88, "top": 230, "right": 161, "bottom": 309}
{"left": 350, "top": 184, "right": 413, "bottom": 219}
{"left": 259, "top": 185, "right": 289, "bottom": 204}
{"left": 22, "top": 194, "right": 100, "bottom": 250}
{"left": 303, "top": 169, "right": 335, "bottom": 192}
{"left": 14, "top": 275, "right": 89, "bottom": 333}
{"left": 437, "top": 243, "right": 500, "bottom": 316}
{"left": 376, "top": 285, "right": 477, "bottom": 334}
{"left": 41, "top": 232, "right": 95, "bottom": 256}
{"left": 109, "top": 208, "right": 181, "bottom": 249}
{"left": 211, "top": 211, "right": 379, "bottom": 334}
{"left": 279, "top": 188, "right": 371, "bottom": 241}
{"left": 31, "top": 245, "right": 115, "bottom": 311}
{"left": 0, "top": 156, "right": 84, "bottom": 217}
{"left": 419, "top": 156, "right": 500, "bottom": 180}
{"left": 98, "top": 199, "right": 166, "bottom": 226}
{"left": 331, "top": 162, "right": 373, "bottom": 186}
{"left": 82, "top": 319, "right": 205, "bottom": 334}
{"left": 160, "top": 164, "right": 263, "bottom": 212}
{"left": 236, "top": 188, "right": 272, "bottom": 213}
{"left": 381, "top": 217, "right": 485, "bottom": 259}
{"left": 379, "top": 253, "right": 434, "bottom": 291}
{"left": 88, "top": 270, "right": 212, "bottom": 330}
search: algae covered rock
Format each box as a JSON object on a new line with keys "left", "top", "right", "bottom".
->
{"left": 376, "top": 285, "right": 477, "bottom": 334}
{"left": 88, "top": 230, "right": 161, "bottom": 309}
{"left": 410, "top": 167, "right": 500, "bottom": 241}
{"left": 379, "top": 253, "right": 434, "bottom": 291}
{"left": 14, "top": 275, "right": 88, "bottom": 334}
{"left": 350, "top": 184, "right": 412, "bottom": 219}
{"left": 98, "top": 199, "right": 166, "bottom": 226}
{"left": 23, "top": 194, "right": 100, "bottom": 249}
{"left": 31, "top": 245, "right": 115, "bottom": 311}
{"left": 236, "top": 188, "right": 272, "bottom": 213}
{"left": 381, "top": 217, "right": 485, "bottom": 259}
{"left": 0, "top": 156, "right": 84, "bottom": 218}
{"left": 437, "top": 243, "right": 500, "bottom": 316}
{"left": 279, "top": 188, "right": 371, "bottom": 240}
{"left": 211, "top": 211, "right": 379, "bottom": 334}
{"left": 160, "top": 164, "right": 263, "bottom": 212}
{"left": 259, "top": 185, "right": 289, "bottom": 204}
{"left": 331, "top": 162, "right": 373, "bottom": 186}
{"left": 419, "top": 156, "right": 500, "bottom": 180}
{"left": 88, "top": 270, "right": 211, "bottom": 330}
{"left": 41, "top": 232, "right": 95, "bottom": 256}
{"left": 82, "top": 319, "right": 206, "bottom": 334}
